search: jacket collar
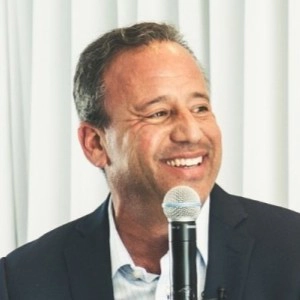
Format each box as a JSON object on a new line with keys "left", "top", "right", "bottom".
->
{"left": 63, "top": 197, "right": 114, "bottom": 300}
{"left": 202, "top": 184, "right": 255, "bottom": 300}
{"left": 63, "top": 185, "right": 256, "bottom": 300}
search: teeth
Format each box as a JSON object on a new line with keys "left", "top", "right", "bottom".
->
{"left": 166, "top": 157, "right": 203, "bottom": 167}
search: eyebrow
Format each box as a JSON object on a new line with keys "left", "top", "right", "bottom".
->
{"left": 192, "top": 92, "right": 210, "bottom": 102}
{"left": 134, "top": 95, "right": 168, "bottom": 112}
{"left": 134, "top": 92, "right": 210, "bottom": 112}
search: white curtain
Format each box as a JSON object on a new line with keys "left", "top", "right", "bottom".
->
{"left": 1, "top": 0, "right": 300, "bottom": 257}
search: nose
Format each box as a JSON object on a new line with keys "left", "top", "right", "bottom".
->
{"left": 170, "top": 111, "right": 203, "bottom": 144}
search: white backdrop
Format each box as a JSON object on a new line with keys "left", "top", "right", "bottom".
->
{"left": 1, "top": 0, "right": 300, "bottom": 257}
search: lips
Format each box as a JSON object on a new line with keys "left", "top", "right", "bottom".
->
{"left": 166, "top": 156, "right": 203, "bottom": 167}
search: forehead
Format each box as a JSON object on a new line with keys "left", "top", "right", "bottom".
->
{"left": 103, "top": 42, "right": 208, "bottom": 115}
{"left": 104, "top": 41, "right": 204, "bottom": 84}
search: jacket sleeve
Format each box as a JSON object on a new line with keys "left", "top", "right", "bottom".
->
{"left": 0, "top": 257, "right": 9, "bottom": 300}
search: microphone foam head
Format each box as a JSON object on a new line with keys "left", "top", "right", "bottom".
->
{"left": 162, "top": 186, "right": 201, "bottom": 222}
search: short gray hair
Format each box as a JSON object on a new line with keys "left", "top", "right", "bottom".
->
{"left": 73, "top": 22, "right": 197, "bottom": 128}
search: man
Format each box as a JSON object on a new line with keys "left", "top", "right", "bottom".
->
{"left": 1, "top": 22, "right": 300, "bottom": 300}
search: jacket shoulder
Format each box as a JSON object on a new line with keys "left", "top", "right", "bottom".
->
{"left": 213, "top": 184, "right": 300, "bottom": 242}
{"left": 5, "top": 200, "right": 108, "bottom": 262}
{"left": 1, "top": 200, "right": 110, "bottom": 299}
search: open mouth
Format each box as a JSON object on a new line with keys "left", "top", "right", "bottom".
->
{"left": 166, "top": 156, "right": 203, "bottom": 168}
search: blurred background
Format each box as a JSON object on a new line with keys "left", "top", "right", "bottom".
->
{"left": 1, "top": 0, "right": 300, "bottom": 257}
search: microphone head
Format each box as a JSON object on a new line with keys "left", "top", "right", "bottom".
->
{"left": 162, "top": 186, "right": 201, "bottom": 222}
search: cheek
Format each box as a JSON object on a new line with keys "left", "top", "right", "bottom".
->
{"left": 215, "top": 125, "right": 222, "bottom": 149}
{"left": 134, "top": 126, "right": 166, "bottom": 156}
{"left": 210, "top": 123, "right": 222, "bottom": 163}
{"left": 213, "top": 124, "right": 222, "bottom": 147}
{"left": 135, "top": 132, "right": 156, "bottom": 154}
{"left": 206, "top": 121, "right": 222, "bottom": 145}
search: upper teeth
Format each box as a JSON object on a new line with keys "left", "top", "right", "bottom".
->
{"left": 166, "top": 157, "right": 203, "bottom": 167}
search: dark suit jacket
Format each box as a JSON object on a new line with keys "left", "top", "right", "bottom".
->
{"left": 1, "top": 185, "right": 300, "bottom": 299}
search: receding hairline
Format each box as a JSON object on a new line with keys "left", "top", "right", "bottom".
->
{"left": 73, "top": 22, "right": 210, "bottom": 128}
{"left": 101, "top": 40, "right": 210, "bottom": 96}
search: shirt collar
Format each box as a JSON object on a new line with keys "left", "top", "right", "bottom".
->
{"left": 108, "top": 198, "right": 135, "bottom": 277}
{"left": 196, "top": 196, "right": 210, "bottom": 266}
{"left": 109, "top": 196, "right": 210, "bottom": 278}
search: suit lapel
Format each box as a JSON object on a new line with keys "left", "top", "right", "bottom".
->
{"left": 64, "top": 199, "right": 114, "bottom": 300}
{"left": 203, "top": 185, "right": 255, "bottom": 300}
{"left": 61, "top": 186, "right": 255, "bottom": 299}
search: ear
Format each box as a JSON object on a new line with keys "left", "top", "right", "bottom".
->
{"left": 77, "top": 122, "right": 109, "bottom": 168}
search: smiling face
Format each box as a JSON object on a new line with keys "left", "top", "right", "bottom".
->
{"left": 99, "top": 41, "right": 222, "bottom": 204}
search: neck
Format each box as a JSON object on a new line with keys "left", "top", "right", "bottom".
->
{"left": 117, "top": 223, "right": 168, "bottom": 274}
{"left": 112, "top": 194, "right": 169, "bottom": 274}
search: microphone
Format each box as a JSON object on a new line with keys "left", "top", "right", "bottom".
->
{"left": 162, "top": 186, "right": 201, "bottom": 300}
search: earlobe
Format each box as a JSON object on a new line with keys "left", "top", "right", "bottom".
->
{"left": 78, "top": 122, "right": 109, "bottom": 168}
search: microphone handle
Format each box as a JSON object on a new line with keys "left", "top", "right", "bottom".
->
{"left": 169, "top": 221, "right": 197, "bottom": 300}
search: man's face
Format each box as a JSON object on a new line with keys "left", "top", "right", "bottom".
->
{"left": 101, "top": 42, "right": 222, "bottom": 203}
